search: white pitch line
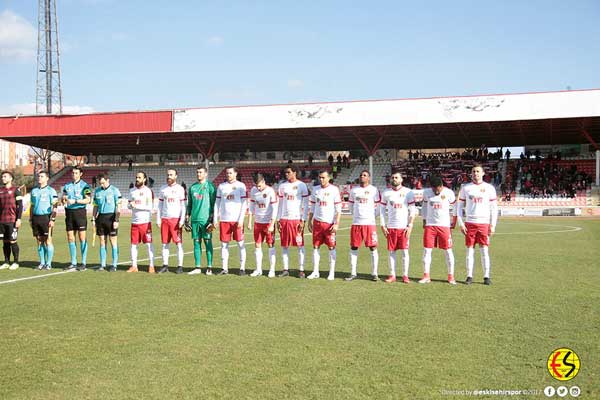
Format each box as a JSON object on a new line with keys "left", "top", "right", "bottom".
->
{"left": 0, "top": 227, "right": 352, "bottom": 286}
{"left": 0, "top": 270, "right": 77, "bottom": 285}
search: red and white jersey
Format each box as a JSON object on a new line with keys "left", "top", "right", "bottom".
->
{"left": 249, "top": 186, "right": 278, "bottom": 224}
{"left": 422, "top": 187, "right": 456, "bottom": 227}
{"left": 309, "top": 184, "right": 342, "bottom": 224}
{"left": 457, "top": 182, "right": 498, "bottom": 226}
{"left": 349, "top": 184, "right": 380, "bottom": 226}
{"left": 216, "top": 180, "right": 247, "bottom": 222}
{"left": 277, "top": 180, "right": 309, "bottom": 221}
{"left": 129, "top": 185, "right": 154, "bottom": 224}
{"left": 158, "top": 183, "right": 186, "bottom": 221}
{"left": 379, "top": 186, "right": 416, "bottom": 229}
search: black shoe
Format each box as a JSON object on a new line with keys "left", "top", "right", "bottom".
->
{"left": 298, "top": 271, "right": 306, "bottom": 279}
{"left": 158, "top": 266, "right": 170, "bottom": 274}
{"left": 484, "top": 277, "right": 492, "bottom": 285}
{"left": 218, "top": 269, "right": 229, "bottom": 275}
{"left": 77, "top": 265, "right": 87, "bottom": 272}
{"left": 109, "top": 266, "right": 117, "bottom": 272}
{"left": 465, "top": 276, "right": 473, "bottom": 285}
{"left": 345, "top": 274, "right": 358, "bottom": 281}
{"left": 239, "top": 269, "right": 246, "bottom": 276}
{"left": 176, "top": 266, "right": 183, "bottom": 274}
{"left": 371, "top": 275, "right": 379, "bottom": 282}
{"left": 278, "top": 270, "right": 289, "bottom": 277}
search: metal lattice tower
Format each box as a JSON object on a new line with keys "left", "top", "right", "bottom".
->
{"left": 36, "top": 0, "right": 63, "bottom": 114}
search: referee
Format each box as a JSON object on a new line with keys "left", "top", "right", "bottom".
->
{"left": 62, "top": 167, "right": 92, "bottom": 271}
{"left": 29, "top": 170, "right": 58, "bottom": 270}
{"left": 92, "top": 174, "right": 122, "bottom": 272}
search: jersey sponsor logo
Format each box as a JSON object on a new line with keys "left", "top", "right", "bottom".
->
{"left": 226, "top": 194, "right": 235, "bottom": 200}
{"left": 263, "top": 193, "right": 267, "bottom": 198}
{"left": 286, "top": 195, "right": 296, "bottom": 201}
{"left": 194, "top": 193, "right": 203, "bottom": 200}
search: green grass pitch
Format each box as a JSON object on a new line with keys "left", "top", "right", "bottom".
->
{"left": 1, "top": 216, "right": 598, "bottom": 399}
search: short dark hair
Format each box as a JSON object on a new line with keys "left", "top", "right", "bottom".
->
{"left": 1, "top": 170, "right": 14, "bottom": 179}
{"left": 318, "top": 170, "right": 330, "bottom": 177}
{"left": 72, "top": 166, "right": 83, "bottom": 174}
{"left": 98, "top": 173, "right": 110, "bottom": 181}
{"left": 360, "top": 169, "right": 370, "bottom": 176}
{"left": 167, "top": 168, "right": 178, "bottom": 176}
{"left": 38, "top": 170, "right": 49, "bottom": 178}
{"left": 284, "top": 165, "right": 300, "bottom": 176}
{"left": 430, "top": 175, "right": 443, "bottom": 188}
{"left": 225, "top": 165, "right": 238, "bottom": 173}
{"left": 197, "top": 166, "right": 208, "bottom": 173}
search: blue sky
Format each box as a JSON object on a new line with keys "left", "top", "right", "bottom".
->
{"left": 1, "top": 0, "right": 600, "bottom": 114}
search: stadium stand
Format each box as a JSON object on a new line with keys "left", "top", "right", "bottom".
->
{"left": 499, "top": 159, "right": 594, "bottom": 206}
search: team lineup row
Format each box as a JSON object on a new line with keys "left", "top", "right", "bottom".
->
{"left": 1, "top": 163, "right": 498, "bottom": 284}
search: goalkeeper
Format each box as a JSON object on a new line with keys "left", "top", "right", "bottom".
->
{"left": 186, "top": 166, "right": 217, "bottom": 275}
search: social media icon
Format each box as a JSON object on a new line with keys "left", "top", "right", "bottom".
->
{"left": 556, "top": 386, "right": 568, "bottom": 398}
{"left": 570, "top": 386, "right": 581, "bottom": 398}
{"left": 544, "top": 386, "right": 556, "bottom": 397}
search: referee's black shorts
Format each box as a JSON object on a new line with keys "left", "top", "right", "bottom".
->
{"left": 96, "top": 214, "right": 118, "bottom": 237}
{"left": 65, "top": 208, "right": 87, "bottom": 231}
{"left": 31, "top": 215, "right": 52, "bottom": 237}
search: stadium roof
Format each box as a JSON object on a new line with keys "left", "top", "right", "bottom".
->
{"left": 1, "top": 89, "right": 599, "bottom": 156}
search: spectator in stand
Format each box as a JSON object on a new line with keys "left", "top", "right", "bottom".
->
{"left": 328, "top": 154, "right": 334, "bottom": 167}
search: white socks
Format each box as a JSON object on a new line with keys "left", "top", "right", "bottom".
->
{"left": 282, "top": 247, "right": 289, "bottom": 271}
{"left": 131, "top": 245, "right": 138, "bottom": 266}
{"left": 238, "top": 241, "right": 246, "bottom": 270}
{"left": 401, "top": 249, "right": 409, "bottom": 277}
{"left": 371, "top": 249, "right": 379, "bottom": 276}
{"left": 445, "top": 249, "right": 455, "bottom": 276}
{"left": 350, "top": 249, "right": 358, "bottom": 276}
{"left": 388, "top": 251, "right": 397, "bottom": 276}
{"left": 480, "top": 246, "right": 491, "bottom": 278}
{"left": 298, "top": 246, "right": 305, "bottom": 271}
{"left": 147, "top": 243, "right": 155, "bottom": 267}
{"left": 221, "top": 243, "right": 229, "bottom": 271}
{"left": 466, "top": 247, "right": 475, "bottom": 277}
{"left": 329, "top": 249, "right": 336, "bottom": 275}
{"left": 312, "top": 248, "right": 320, "bottom": 274}
{"left": 177, "top": 243, "right": 184, "bottom": 267}
{"left": 255, "top": 247, "right": 263, "bottom": 272}
{"left": 162, "top": 244, "right": 170, "bottom": 266}
{"left": 422, "top": 248, "right": 432, "bottom": 274}
{"left": 268, "top": 247, "right": 276, "bottom": 271}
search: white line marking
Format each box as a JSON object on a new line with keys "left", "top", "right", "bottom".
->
{"left": 0, "top": 223, "right": 579, "bottom": 285}
{"left": 0, "top": 270, "right": 77, "bottom": 285}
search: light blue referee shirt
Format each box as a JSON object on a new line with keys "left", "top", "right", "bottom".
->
{"left": 30, "top": 185, "right": 58, "bottom": 216}
{"left": 93, "top": 185, "right": 122, "bottom": 214}
{"left": 62, "top": 180, "right": 92, "bottom": 210}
